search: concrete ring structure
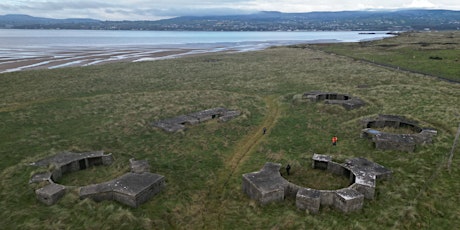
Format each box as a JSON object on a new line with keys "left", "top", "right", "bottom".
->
{"left": 360, "top": 114, "right": 437, "bottom": 152}
{"left": 29, "top": 151, "right": 165, "bottom": 207}
{"left": 302, "top": 91, "right": 366, "bottom": 110}
{"left": 242, "top": 154, "right": 391, "bottom": 213}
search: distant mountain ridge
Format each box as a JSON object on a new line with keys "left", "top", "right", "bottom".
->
{"left": 0, "top": 14, "right": 100, "bottom": 26}
{"left": 1, "top": 10, "right": 459, "bottom": 31}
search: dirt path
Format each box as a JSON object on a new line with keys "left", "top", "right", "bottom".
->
{"left": 191, "top": 95, "right": 281, "bottom": 227}
{"left": 223, "top": 95, "right": 280, "bottom": 178}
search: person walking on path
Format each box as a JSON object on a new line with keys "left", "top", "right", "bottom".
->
{"left": 332, "top": 136, "right": 338, "bottom": 146}
{"left": 286, "top": 164, "right": 291, "bottom": 175}
{"left": 263, "top": 127, "right": 267, "bottom": 135}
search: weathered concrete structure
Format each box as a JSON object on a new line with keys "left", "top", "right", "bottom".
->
{"left": 242, "top": 162, "right": 289, "bottom": 205}
{"left": 303, "top": 91, "right": 366, "bottom": 110}
{"left": 35, "top": 183, "right": 66, "bottom": 206}
{"left": 29, "top": 151, "right": 114, "bottom": 205}
{"left": 361, "top": 114, "right": 437, "bottom": 152}
{"left": 242, "top": 154, "right": 392, "bottom": 213}
{"left": 79, "top": 172, "right": 165, "bottom": 208}
{"left": 29, "top": 151, "right": 165, "bottom": 207}
{"left": 30, "top": 151, "right": 114, "bottom": 182}
{"left": 296, "top": 188, "right": 321, "bottom": 213}
{"left": 152, "top": 107, "right": 241, "bottom": 132}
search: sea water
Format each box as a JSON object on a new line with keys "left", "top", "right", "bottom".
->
{"left": 0, "top": 29, "right": 393, "bottom": 49}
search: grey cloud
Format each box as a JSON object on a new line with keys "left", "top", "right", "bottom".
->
{"left": 1, "top": 0, "right": 459, "bottom": 21}
{"left": 33, "top": 1, "right": 115, "bottom": 11}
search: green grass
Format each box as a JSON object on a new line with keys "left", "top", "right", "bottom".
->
{"left": 1, "top": 31, "right": 460, "bottom": 229}
{"left": 306, "top": 31, "right": 460, "bottom": 82}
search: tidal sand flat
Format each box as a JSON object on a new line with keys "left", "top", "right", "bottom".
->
{"left": 0, "top": 46, "right": 232, "bottom": 73}
{"left": 0, "top": 29, "right": 393, "bottom": 73}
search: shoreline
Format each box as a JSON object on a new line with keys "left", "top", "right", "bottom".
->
{"left": 0, "top": 32, "right": 395, "bottom": 73}
{"left": 0, "top": 46, "right": 236, "bottom": 73}
{"left": 0, "top": 40, "right": 343, "bottom": 73}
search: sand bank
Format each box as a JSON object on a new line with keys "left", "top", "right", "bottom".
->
{"left": 0, "top": 46, "right": 236, "bottom": 73}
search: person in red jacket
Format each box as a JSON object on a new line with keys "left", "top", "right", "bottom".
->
{"left": 332, "top": 136, "right": 338, "bottom": 146}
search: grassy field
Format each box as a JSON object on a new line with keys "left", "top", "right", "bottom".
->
{"left": 306, "top": 31, "right": 460, "bottom": 82}
{"left": 1, "top": 31, "right": 459, "bottom": 229}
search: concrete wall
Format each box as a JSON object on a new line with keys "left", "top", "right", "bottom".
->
{"left": 285, "top": 182, "right": 302, "bottom": 198}
{"left": 242, "top": 175, "right": 285, "bottom": 205}
{"left": 319, "top": 190, "right": 336, "bottom": 206}
{"left": 350, "top": 183, "right": 375, "bottom": 200}
{"left": 113, "top": 192, "right": 137, "bottom": 208}
{"left": 134, "top": 178, "right": 166, "bottom": 207}
{"left": 35, "top": 183, "right": 66, "bottom": 206}
{"left": 84, "top": 191, "right": 114, "bottom": 202}
{"left": 259, "top": 189, "right": 285, "bottom": 205}
{"left": 327, "top": 161, "right": 347, "bottom": 177}
{"left": 296, "top": 188, "right": 321, "bottom": 214}
{"left": 333, "top": 189, "right": 364, "bottom": 213}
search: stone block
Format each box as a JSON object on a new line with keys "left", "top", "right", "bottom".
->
{"left": 350, "top": 176, "right": 376, "bottom": 199}
{"left": 334, "top": 188, "right": 364, "bottom": 213}
{"left": 35, "top": 183, "right": 66, "bottom": 205}
{"left": 296, "top": 188, "right": 321, "bottom": 214}
{"left": 242, "top": 162, "right": 289, "bottom": 205}
{"left": 312, "top": 154, "right": 331, "bottom": 170}
{"left": 319, "top": 190, "right": 336, "bottom": 206}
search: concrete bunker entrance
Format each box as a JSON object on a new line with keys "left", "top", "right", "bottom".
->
{"left": 320, "top": 94, "right": 350, "bottom": 100}
{"left": 88, "top": 157, "right": 103, "bottom": 167}
{"left": 49, "top": 153, "right": 115, "bottom": 186}
{"left": 79, "top": 159, "right": 86, "bottom": 170}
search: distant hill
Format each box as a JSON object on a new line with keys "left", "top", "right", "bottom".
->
{"left": 1, "top": 10, "right": 459, "bottom": 31}
{"left": 0, "top": 14, "right": 101, "bottom": 29}
{"left": 152, "top": 10, "right": 460, "bottom": 31}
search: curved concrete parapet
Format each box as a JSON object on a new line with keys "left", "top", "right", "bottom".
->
{"left": 30, "top": 151, "right": 114, "bottom": 183}
{"left": 361, "top": 114, "right": 437, "bottom": 152}
{"left": 151, "top": 107, "right": 241, "bottom": 132}
{"left": 29, "top": 151, "right": 114, "bottom": 205}
{"left": 29, "top": 152, "right": 165, "bottom": 207}
{"left": 242, "top": 154, "right": 392, "bottom": 213}
{"left": 302, "top": 91, "right": 365, "bottom": 110}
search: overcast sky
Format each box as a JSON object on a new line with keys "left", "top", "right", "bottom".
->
{"left": 1, "top": 0, "right": 459, "bottom": 21}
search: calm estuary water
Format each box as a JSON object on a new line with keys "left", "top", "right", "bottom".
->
{"left": 0, "top": 29, "right": 393, "bottom": 48}
{"left": 0, "top": 29, "right": 394, "bottom": 73}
